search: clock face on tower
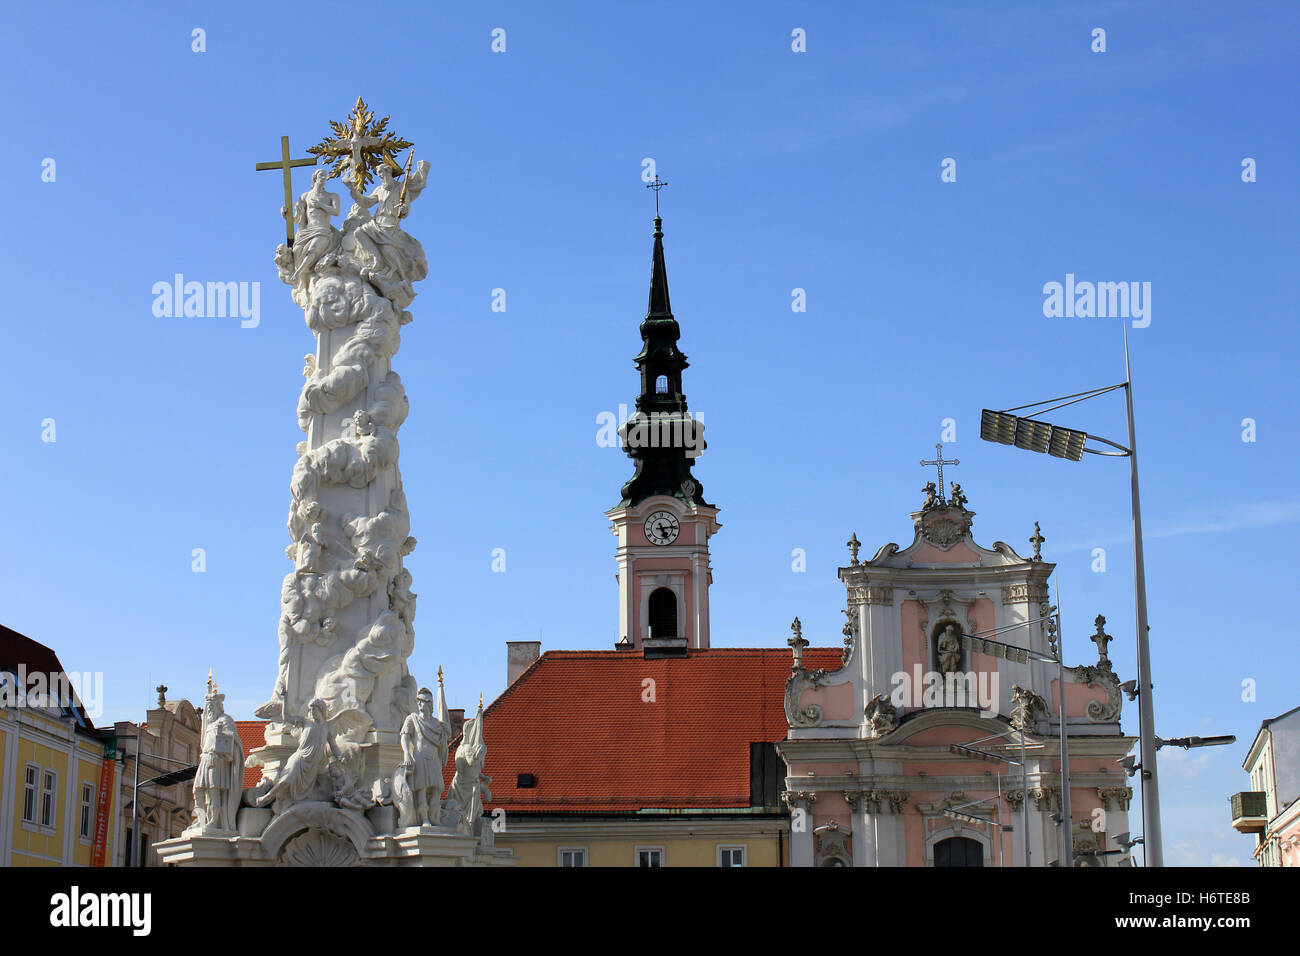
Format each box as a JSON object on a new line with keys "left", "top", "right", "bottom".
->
{"left": 644, "top": 511, "right": 680, "bottom": 546}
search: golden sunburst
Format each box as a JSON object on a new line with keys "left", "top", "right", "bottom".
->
{"left": 307, "top": 96, "right": 413, "bottom": 192}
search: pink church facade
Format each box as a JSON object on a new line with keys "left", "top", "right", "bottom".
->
{"left": 779, "top": 489, "right": 1137, "bottom": 867}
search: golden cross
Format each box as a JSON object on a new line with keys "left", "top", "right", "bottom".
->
{"left": 255, "top": 135, "right": 316, "bottom": 246}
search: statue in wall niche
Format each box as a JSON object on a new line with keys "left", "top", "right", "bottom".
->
{"left": 394, "top": 687, "right": 450, "bottom": 828}
{"left": 443, "top": 708, "right": 488, "bottom": 834}
{"left": 286, "top": 168, "right": 342, "bottom": 287}
{"left": 937, "top": 623, "right": 963, "bottom": 675}
{"left": 191, "top": 674, "right": 244, "bottom": 833}
{"left": 254, "top": 698, "right": 340, "bottom": 813}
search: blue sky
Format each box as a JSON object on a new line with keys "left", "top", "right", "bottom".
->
{"left": 4, "top": 1, "right": 1297, "bottom": 866}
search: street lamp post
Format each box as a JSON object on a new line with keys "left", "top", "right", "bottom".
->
{"left": 114, "top": 733, "right": 197, "bottom": 867}
{"left": 979, "top": 329, "right": 1163, "bottom": 864}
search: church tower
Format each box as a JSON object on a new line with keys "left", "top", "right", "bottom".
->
{"left": 606, "top": 215, "right": 720, "bottom": 655}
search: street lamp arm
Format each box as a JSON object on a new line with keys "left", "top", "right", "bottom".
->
{"left": 1081, "top": 433, "right": 1132, "bottom": 456}
{"left": 1001, "top": 382, "right": 1128, "bottom": 415}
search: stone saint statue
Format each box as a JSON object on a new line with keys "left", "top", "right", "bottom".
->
{"left": 255, "top": 698, "right": 340, "bottom": 814}
{"left": 192, "top": 678, "right": 245, "bottom": 833}
{"left": 443, "top": 708, "right": 487, "bottom": 835}
{"left": 394, "top": 687, "right": 450, "bottom": 828}
{"left": 937, "top": 623, "right": 963, "bottom": 675}
{"left": 345, "top": 161, "right": 430, "bottom": 296}
{"left": 287, "top": 168, "right": 342, "bottom": 286}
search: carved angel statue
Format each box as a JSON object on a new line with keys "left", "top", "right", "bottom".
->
{"left": 254, "top": 698, "right": 340, "bottom": 813}
{"left": 1009, "top": 684, "right": 1049, "bottom": 732}
{"left": 393, "top": 687, "right": 450, "bottom": 828}
{"left": 190, "top": 676, "right": 245, "bottom": 834}
{"left": 922, "top": 481, "right": 939, "bottom": 510}
{"left": 344, "top": 160, "right": 430, "bottom": 303}
{"left": 948, "top": 483, "right": 968, "bottom": 510}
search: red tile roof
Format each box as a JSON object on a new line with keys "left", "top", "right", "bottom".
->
{"left": 236, "top": 721, "right": 267, "bottom": 789}
{"left": 472, "top": 648, "right": 841, "bottom": 812}
{"left": 229, "top": 647, "right": 839, "bottom": 811}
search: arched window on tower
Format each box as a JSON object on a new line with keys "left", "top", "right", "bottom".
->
{"left": 655, "top": 374, "right": 668, "bottom": 395}
{"left": 648, "top": 588, "right": 677, "bottom": 639}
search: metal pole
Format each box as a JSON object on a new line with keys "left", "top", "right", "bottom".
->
{"left": 1124, "top": 328, "right": 1161, "bottom": 867}
{"left": 1057, "top": 635, "right": 1073, "bottom": 868}
{"left": 131, "top": 738, "right": 140, "bottom": 868}
{"left": 996, "top": 773, "right": 1004, "bottom": 868}
{"left": 1020, "top": 725, "right": 1030, "bottom": 867}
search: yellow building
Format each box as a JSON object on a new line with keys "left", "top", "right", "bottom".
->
{"left": 1, "top": 624, "right": 120, "bottom": 867}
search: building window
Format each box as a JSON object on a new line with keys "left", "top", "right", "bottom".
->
{"left": 80, "top": 783, "right": 95, "bottom": 840}
{"left": 718, "top": 845, "right": 746, "bottom": 867}
{"left": 558, "top": 847, "right": 587, "bottom": 867}
{"left": 648, "top": 588, "right": 677, "bottom": 639}
{"left": 23, "top": 764, "right": 38, "bottom": 823}
{"left": 40, "top": 769, "right": 57, "bottom": 829}
{"left": 636, "top": 846, "right": 665, "bottom": 867}
{"left": 934, "top": 836, "right": 984, "bottom": 867}
{"left": 655, "top": 374, "right": 668, "bottom": 394}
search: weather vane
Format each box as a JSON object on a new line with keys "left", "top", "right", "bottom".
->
{"left": 646, "top": 175, "right": 668, "bottom": 217}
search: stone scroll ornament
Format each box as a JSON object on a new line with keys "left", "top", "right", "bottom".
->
{"left": 252, "top": 99, "right": 434, "bottom": 824}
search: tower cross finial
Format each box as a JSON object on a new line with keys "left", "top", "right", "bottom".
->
{"left": 919, "top": 443, "right": 960, "bottom": 501}
{"left": 646, "top": 175, "right": 668, "bottom": 217}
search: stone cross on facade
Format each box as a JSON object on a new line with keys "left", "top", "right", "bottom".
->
{"left": 156, "top": 684, "right": 168, "bottom": 706}
{"left": 920, "top": 443, "right": 959, "bottom": 502}
{"left": 1092, "top": 614, "right": 1112, "bottom": 663}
